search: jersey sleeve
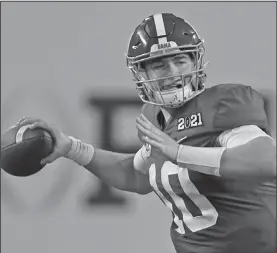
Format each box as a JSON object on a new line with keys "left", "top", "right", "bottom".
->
{"left": 217, "top": 125, "right": 274, "bottom": 148}
{"left": 213, "top": 84, "right": 269, "bottom": 133}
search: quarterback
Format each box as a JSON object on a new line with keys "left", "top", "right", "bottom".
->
{"left": 19, "top": 13, "right": 276, "bottom": 253}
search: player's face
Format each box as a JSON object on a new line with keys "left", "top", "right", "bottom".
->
{"left": 144, "top": 53, "right": 195, "bottom": 91}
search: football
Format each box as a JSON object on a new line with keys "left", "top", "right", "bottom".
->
{"left": 1, "top": 123, "right": 54, "bottom": 177}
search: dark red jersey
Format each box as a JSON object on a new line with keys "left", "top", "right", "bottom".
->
{"left": 141, "top": 83, "right": 276, "bottom": 253}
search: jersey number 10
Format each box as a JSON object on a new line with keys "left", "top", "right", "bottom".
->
{"left": 149, "top": 161, "right": 218, "bottom": 234}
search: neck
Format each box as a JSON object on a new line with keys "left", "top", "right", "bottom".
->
{"left": 161, "top": 106, "right": 175, "bottom": 114}
{"left": 160, "top": 107, "right": 173, "bottom": 123}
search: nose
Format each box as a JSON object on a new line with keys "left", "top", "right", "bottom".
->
{"left": 166, "top": 62, "right": 180, "bottom": 84}
{"left": 160, "top": 62, "right": 181, "bottom": 90}
{"left": 167, "top": 61, "right": 179, "bottom": 74}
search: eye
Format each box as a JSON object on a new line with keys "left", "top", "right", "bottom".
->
{"left": 175, "top": 59, "right": 187, "bottom": 65}
{"left": 174, "top": 56, "right": 191, "bottom": 66}
{"left": 152, "top": 63, "right": 165, "bottom": 70}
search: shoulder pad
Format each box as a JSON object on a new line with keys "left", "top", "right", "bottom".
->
{"left": 212, "top": 83, "right": 268, "bottom": 131}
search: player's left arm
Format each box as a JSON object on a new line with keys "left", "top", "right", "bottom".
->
{"left": 137, "top": 115, "right": 276, "bottom": 182}
{"left": 177, "top": 85, "right": 276, "bottom": 181}
{"left": 177, "top": 125, "right": 276, "bottom": 181}
{"left": 218, "top": 125, "right": 275, "bottom": 180}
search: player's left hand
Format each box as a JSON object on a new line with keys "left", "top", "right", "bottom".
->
{"left": 136, "top": 114, "right": 179, "bottom": 162}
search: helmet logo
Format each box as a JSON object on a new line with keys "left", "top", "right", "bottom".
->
{"left": 150, "top": 41, "right": 178, "bottom": 53}
{"left": 158, "top": 42, "right": 171, "bottom": 50}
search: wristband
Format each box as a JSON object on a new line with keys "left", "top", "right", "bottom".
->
{"left": 66, "top": 136, "right": 95, "bottom": 166}
{"left": 177, "top": 145, "right": 226, "bottom": 177}
{"left": 133, "top": 144, "right": 152, "bottom": 174}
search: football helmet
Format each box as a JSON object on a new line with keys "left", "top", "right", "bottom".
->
{"left": 126, "top": 13, "right": 207, "bottom": 108}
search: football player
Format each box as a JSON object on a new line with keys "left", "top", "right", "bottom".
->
{"left": 19, "top": 13, "right": 276, "bottom": 253}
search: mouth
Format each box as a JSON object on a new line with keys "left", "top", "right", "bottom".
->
{"left": 161, "top": 81, "right": 183, "bottom": 91}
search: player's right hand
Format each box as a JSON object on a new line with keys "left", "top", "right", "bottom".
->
{"left": 18, "top": 117, "right": 72, "bottom": 165}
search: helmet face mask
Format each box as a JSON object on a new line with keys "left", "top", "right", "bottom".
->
{"left": 126, "top": 13, "right": 208, "bottom": 108}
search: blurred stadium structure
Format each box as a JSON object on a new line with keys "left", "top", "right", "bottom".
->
{"left": 1, "top": 2, "right": 276, "bottom": 253}
{"left": 84, "top": 96, "right": 142, "bottom": 207}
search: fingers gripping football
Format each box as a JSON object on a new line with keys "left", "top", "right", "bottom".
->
{"left": 19, "top": 118, "right": 71, "bottom": 165}
{"left": 18, "top": 117, "right": 44, "bottom": 127}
